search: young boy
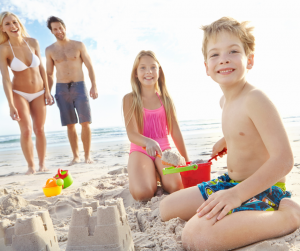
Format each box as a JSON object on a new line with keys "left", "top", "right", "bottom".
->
{"left": 159, "top": 17, "right": 300, "bottom": 250}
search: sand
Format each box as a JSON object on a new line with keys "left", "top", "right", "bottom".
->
{"left": 0, "top": 124, "right": 300, "bottom": 250}
{"left": 161, "top": 150, "right": 186, "bottom": 166}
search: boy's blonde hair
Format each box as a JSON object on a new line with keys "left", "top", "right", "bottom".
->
{"left": 124, "top": 50, "right": 177, "bottom": 134}
{"left": 0, "top": 12, "right": 29, "bottom": 45}
{"left": 201, "top": 17, "right": 255, "bottom": 61}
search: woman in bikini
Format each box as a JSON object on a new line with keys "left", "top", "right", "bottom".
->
{"left": 123, "top": 50, "right": 189, "bottom": 201}
{"left": 0, "top": 11, "right": 53, "bottom": 174}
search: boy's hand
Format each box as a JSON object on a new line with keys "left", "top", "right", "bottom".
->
{"left": 197, "top": 189, "right": 242, "bottom": 221}
{"left": 211, "top": 137, "right": 227, "bottom": 158}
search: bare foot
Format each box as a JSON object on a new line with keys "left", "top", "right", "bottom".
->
{"left": 85, "top": 156, "right": 94, "bottom": 164}
{"left": 25, "top": 167, "right": 36, "bottom": 175}
{"left": 38, "top": 165, "right": 49, "bottom": 172}
{"left": 68, "top": 157, "right": 81, "bottom": 166}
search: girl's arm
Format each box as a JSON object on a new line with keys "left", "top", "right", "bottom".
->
{"left": 0, "top": 46, "right": 20, "bottom": 121}
{"left": 170, "top": 117, "right": 189, "bottom": 161}
{"left": 32, "top": 38, "right": 53, "bottom": 105}
{"left": 123, "top": 93, "right": 162, "bottom": 156}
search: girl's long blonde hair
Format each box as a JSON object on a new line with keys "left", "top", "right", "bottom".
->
{"left": 125, "top": 50, "right": 178, "bottom": 134}
{"left": 0, "top": 11, "right": 29, "bottom": 45}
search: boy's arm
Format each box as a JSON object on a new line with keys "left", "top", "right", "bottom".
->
{"left": 80, "top": 42, "right": 98, "bottom": 99}
{"left": 170, "top": 118, "right": 189, "bottom": 161}
{"left": 198, "top": 90, "right": 293, "bottom": 220}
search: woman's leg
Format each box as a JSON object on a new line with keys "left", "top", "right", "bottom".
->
{"left": 30, "top": 94, "right": 48, "bottom": 172}
{"left": 155, "top": 156, "right": 184, "bottom": 194}
{"left": 13, "top": 93, "right": 35, "bottom": 174}
{"left": 128, "top": 151, "right": 157, "bottom": 201}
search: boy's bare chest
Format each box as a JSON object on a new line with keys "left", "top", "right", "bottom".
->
{"left": 222, "top": 106, "right": 257, "bottom": 141}
{"left": 51, "top": 46, "right": 81, "bottom": 64}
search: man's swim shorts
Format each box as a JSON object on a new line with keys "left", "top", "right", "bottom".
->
{"left": 198, "top": 173, "right": 291, "bottom": 214}
{"left": 55, "top": 81, "right": 92, "bottom": 126}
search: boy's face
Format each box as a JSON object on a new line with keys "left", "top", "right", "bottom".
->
{"left": 204, "top": 31, "right": 254, "bottom": 87}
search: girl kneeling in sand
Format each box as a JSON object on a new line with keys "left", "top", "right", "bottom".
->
{"left": 123, "top": 50, "right": 189, "bottom": 201}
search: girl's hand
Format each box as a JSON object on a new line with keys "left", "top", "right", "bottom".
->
{"left": 10, "top": 106, "right": 20, "bottom": 121}
{"left": 211, "top": 137, "right": 227, "bottom": 158}
{"left": 145, "top": 139, "right": 162, "bottom": 157}
{"left": 45, "top": 91, "right": 54, "bottom": 106}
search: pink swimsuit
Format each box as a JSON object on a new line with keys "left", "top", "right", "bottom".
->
{"left": 129, "top": 92, "right": 171, "bottom": 161}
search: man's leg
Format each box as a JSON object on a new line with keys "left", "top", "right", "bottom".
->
{"left": 182, "top": 198, "right": 300, "bottom": 251}
{"left": 81, "top": 121, "right": 93, "bottom": 164}
{"left": 67, "top": 124, "right": 80, "bottom": 165}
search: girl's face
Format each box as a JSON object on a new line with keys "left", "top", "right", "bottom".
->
{"left": 1, "top": 15, "right": 21, "bottom": 38}
{"left": 136, "top": 55, "right": 159, "bottom": 87}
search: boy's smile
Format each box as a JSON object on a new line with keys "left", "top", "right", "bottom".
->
{"left": 217, "top": 68, "right": 235, "bottom": 75}
{"left": 205, "top": 31, "right": 253, "bottom": 87}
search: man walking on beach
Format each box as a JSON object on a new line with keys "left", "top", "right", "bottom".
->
{"left": 46, "top": 16, "right": 98, "bottom": 165}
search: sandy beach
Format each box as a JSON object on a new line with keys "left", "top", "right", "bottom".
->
{"left": 0, "top": 121, "right": 300, "bottom": 251}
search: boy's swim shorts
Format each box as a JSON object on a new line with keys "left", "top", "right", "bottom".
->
{"left": 197, "top": 173, "right": 291, "bottom": 214}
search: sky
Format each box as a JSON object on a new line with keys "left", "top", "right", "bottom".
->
{"left": 0, "top": 0, "right": 300, "bottom": 136}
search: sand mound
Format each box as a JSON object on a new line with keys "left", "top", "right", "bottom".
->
{"left": 126, "top": 196, "right": 186, "bottom": 250}
{"left": 0, "top": 194, "right": 28, "bottom": 215}
{"left": 162, "top": 150, "right": 185, "bottom": 166}
{"left": 108, "top": 167, "right": 128, "bottom": 175}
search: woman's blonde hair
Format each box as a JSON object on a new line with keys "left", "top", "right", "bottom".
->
{"left": 201, "top": 17, "right": 255, "bottom": 62}
{"left": 125, "top": 50, "right": 177, "bottom": 134}
{"left": 0, "top": 11, "right": 29, "bottom": 45}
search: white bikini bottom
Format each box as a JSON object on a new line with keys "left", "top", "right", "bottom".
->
{"left": 13, "top": 89, "right": 45, "bottom": 102}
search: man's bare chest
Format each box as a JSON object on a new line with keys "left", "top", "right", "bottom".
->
{"left": 52, "top": 47, "right": 81, "bottom": 64}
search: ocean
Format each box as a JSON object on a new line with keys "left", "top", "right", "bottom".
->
{"left": 0, "top": 116, "right": 299, "bottom": 152}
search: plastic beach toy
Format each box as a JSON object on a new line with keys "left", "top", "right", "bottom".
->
{"left": 43, "top": 178, "right": 62, "bottom": 197}
{"left": 54, "top": 169, "right": 73, "bottom": 189}
{"left": 163, "top": 148, "right": 227, "bottom": 188}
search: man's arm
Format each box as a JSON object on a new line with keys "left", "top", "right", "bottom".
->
{"left": 80, "top": 42, "right": 98, "bottom": 99}
{"left": 45, "top": 47, "right": 55, "bottom": 93}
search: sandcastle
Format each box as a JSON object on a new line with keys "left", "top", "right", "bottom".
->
{"left": 0, "top": 211, "right": 59, "bottom": 251}
{"left": 66, "top": 198, "right": 134, "bottom": 251}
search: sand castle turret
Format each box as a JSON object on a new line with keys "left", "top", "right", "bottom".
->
{"left": 0, "top": 211, "right": 59, "bottom": 251}
{"left": 66, "top": 198, "right": 134, "bottom": 251}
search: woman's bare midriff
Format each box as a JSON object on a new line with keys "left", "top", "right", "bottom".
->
{"left": 11, "top": 67, "right": 43, "bottom": 93}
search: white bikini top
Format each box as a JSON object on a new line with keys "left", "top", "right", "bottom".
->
{"left": 8, "top": 39, "right": 40, "bottom": 72}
